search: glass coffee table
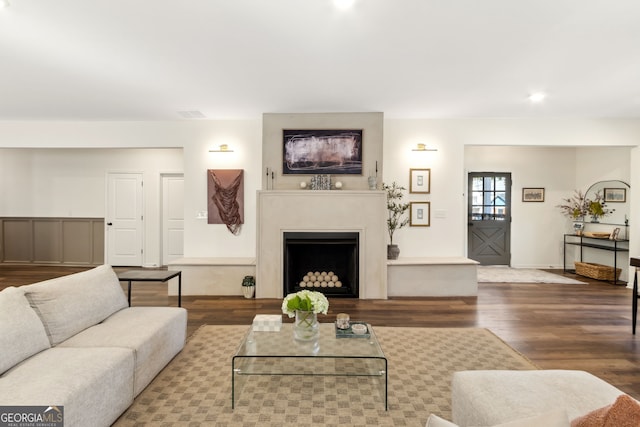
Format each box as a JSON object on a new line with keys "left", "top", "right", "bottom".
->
{"left": 232, "top": 322, "right": 388, "bottom": 410}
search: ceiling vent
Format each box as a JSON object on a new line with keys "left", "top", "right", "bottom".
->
{"left": 178, "top": 110, "right": 206, "bottom": 119}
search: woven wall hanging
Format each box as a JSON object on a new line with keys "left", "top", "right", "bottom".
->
{"left": 207, "top": 169, "right": 244, "bottom": 235}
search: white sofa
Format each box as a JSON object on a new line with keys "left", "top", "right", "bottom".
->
{"left": 448, "top": 370, "right": 630, "bottom": 426}
{"left": 0, "top": 265, "right": 187, "bottom": 427}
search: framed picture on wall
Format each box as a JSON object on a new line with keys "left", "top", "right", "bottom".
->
{"left": 604, "top": 188, "right": 626, "bottom": 203}
{"left": 410, "top": 201, "right": 431, "bottom": 226}
{"left": 522, "top": 187, "right": 545, "bottom": 202}
{"left": 282, "top": 129, "right": 363, "bottom": 175}
{"left": 410, "top": 168, "right": 431, "bottom": 193}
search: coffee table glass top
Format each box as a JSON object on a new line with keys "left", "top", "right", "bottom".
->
{"left": 235, "top": 322, "right": 385, "bottom": 358}
{"left": 232, "top": 322, "right": 388, "bottom": 410}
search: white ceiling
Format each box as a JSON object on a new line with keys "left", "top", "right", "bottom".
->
{"left": 1, "top": 0, "right": 640, "bottom": 121}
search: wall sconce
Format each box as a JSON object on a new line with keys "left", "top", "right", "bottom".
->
{"left": 412, "top": 143, "right": 437, "bottom": 152}
{"left": 209, "top": 144, "right": 234, "bottom": 153}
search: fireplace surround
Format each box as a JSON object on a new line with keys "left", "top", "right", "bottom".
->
{"left": 256, "top": 190, "right": 387, "bottom": 299}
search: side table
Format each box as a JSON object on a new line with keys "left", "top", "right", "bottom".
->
{"left": 117, "top": 270, "right": 182, "bottom": 307}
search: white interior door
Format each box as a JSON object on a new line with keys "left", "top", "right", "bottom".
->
{"left": 161, "top": 174, "right": 184, "bottom": 266}
{"left": 106, "top": 172, "right": 143, "bottom": 266}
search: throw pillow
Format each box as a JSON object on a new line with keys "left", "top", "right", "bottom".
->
{"left": 426, "top": 409, "right": 570, "bottom": 427}
{"left": 0, "top": 287, "right": 51, "bottom": 375}
{"left": 571, "top": 394, "right": 640, "bottom": 427}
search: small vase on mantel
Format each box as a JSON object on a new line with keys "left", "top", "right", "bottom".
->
{"left": 368, "top": 176, "right": 377, "bottom": 190}
{"left": 387, "top": 244, "right": 400, "bottom": 260}
{"left": 293, "top": 310, "right": 319, "bottom": 341}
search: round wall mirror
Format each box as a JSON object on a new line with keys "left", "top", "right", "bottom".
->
{"left": 584, "top": 179, "right": 630, "bottom": 226}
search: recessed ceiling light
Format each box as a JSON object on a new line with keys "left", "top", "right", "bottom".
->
{"left": 333, "top": 0, "right": 355, "bottom": 9}
{"left": 528, "top": 92, "right": 546, "bottom": 103}
{"left": 0, "top": 0, "right": 10, "bottom": 9}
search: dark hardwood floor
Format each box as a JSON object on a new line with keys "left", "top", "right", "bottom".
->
{"left": 2, "top": 265, "right": 639, "bottom": 398}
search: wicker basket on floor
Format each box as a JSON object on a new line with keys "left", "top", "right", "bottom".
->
{"left": 575, "top": 261, "right": 621, "bottom": 281}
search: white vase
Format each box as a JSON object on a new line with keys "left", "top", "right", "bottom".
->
{"left": 242, "top": 286, "right": 255, "bottom": 299}
{"left": 293, "top": 310, "right": 319, "bottom": 341}
{"left": 368, "top": 176, "right": 377, "bottom": 190}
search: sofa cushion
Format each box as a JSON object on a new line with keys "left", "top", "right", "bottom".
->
{"left": 571, "top": 394, "right": 640, "bottom": 427}
{"left": 58, "top": 306, "right": 187, "bottom": 396}
{"left": 0, "top": 287, "right": 51, "bottom": 375}
{"left": 426, "top": 414, "right": 458, "bottom": 427}
{"left": 427, "top": 409, "right": 570, "bottom": 426}
{"left": 452, "top": 370, "right": 625, "bottom": 426}
{"left": 23, "top": 265, "right": 128, "bottom": 345}
{"left": 0, "top": 347, "right": 134, "bottom": 427}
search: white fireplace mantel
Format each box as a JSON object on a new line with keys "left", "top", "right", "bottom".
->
{"left": 256, "top": 190, "right": 388, "bottom": 299}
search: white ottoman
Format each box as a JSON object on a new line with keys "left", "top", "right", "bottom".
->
{"left": 451, "top": 370, "right": 625, "bottom": 426}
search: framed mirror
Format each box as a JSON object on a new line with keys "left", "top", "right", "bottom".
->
{"left": 584, "top": 179, "right": 630, "bottom": 226}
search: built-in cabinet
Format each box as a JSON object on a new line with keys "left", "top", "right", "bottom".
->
{"left": 0, "top": 217, "right": 104, "bottom": 266}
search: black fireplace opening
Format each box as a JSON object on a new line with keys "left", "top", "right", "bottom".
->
{"left": 283, "top": 232, "right": 359, "bottom": 298}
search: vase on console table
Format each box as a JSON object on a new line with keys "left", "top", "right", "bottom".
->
{"left": 572, "top": 219, "right": 585, "bottom": 235}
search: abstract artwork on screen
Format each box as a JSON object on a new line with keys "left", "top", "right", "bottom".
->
{"left": 283, "top": 129, "right": 363, "bottom": 175}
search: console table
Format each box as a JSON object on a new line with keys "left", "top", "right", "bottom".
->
{"left": 563, "top": 234, "right": 629, "bottom": 285}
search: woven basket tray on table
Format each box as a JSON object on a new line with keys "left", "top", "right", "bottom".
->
{"left": 575, "top": 261, "right": 621, "bottom": 281}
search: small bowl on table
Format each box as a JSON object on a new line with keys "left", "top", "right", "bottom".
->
{"left": 351, "top": 323, "right": 368, "bottom": 335}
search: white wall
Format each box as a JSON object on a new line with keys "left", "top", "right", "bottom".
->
{"left": 575, "top": 147, "right": 631, "bottom": 189}
{"left": 182, "top": 120, "right": 262, "bottom": 258}
{"left": 1, "top": 118, "right": 639, "bottom": 274}
{"left": 383, "top": 120, "right": 466, "bottom": 256}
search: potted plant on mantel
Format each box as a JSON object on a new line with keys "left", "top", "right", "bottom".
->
{"left": 383, "top": 182, "right": 409, "bottom": 260}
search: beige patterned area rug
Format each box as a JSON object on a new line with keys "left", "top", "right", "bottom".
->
{"left": 477, "top": 266, "right": 587, "bottom": 284}
{"left": 113, "top": 325, "right": 536, "bottom": 427}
